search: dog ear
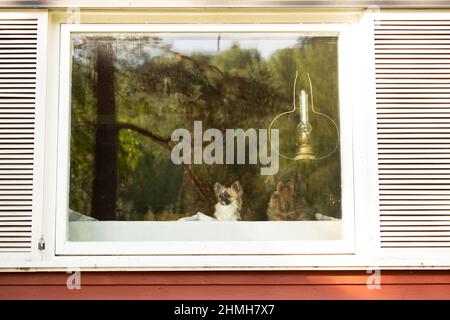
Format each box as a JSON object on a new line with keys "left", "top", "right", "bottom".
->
{"left": 214, "top": 183, "right": 224, "bottom": 195}
{"left": 231, "top": 181, "right": 243, "bottom": 195}
{"left": 276, "top": 181, "right": 284, "bottom": 192}
{"left": 287, "top": 180, "right": 294, "bottom": 193}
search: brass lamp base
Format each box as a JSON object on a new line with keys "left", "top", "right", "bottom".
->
{"left": 294, "top": 143, "right": 316, "bottom": 161}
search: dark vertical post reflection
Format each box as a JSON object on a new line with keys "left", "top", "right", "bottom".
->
{"left": 91, "top": 40, "right": 118, "bottom": 221}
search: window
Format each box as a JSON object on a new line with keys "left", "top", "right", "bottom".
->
{"left": 56, "top": 24, "right": 355, "bottom": 255}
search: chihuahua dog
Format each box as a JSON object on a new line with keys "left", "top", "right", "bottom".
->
{"left": 213, "top": 181, "right": 243, "bottom": 221}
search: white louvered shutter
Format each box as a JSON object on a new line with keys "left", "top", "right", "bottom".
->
{"left": 0, "top": 13, "right": 46, "bottom": 260}
{"left": 375, "top": 14, "right": 450, "bottom": 249}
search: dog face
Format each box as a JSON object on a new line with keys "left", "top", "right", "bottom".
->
{"left": 214, "top": 181, "right": 243, "bottom": 207}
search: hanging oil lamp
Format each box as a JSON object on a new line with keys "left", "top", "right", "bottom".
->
{"left": 295, "top": 90, "right": 316, "bottom": 161}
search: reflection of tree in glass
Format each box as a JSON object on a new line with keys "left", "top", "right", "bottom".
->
{"left": 69, "top": 34, "right": 341, "bottom": 221}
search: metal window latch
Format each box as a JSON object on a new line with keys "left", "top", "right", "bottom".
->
{"left": 38, "top": 236, "right": 45, "bottom": 251}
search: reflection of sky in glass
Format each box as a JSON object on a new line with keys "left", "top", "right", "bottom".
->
{"left": 168, "top": 35, "right": 300, "bottom": 59}
{"left": 72, "top": 33, "right": 306, "bottom": 61}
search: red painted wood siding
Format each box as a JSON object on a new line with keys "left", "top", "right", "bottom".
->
{"left": 1, "top": 271, "right": 450, "bottom": 299}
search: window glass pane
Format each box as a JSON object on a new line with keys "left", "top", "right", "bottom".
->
{"left": 68, "top": 32, "right": 342, "bottom": 242}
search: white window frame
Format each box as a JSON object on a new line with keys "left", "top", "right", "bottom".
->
{"left": 54, "top": 22, "right": 358, "bottom": 256}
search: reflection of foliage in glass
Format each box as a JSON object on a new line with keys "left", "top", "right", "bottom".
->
{"left": 69, "top": 34, "right": 341, "bottom": 221}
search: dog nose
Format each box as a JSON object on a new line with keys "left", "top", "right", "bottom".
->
{"left": 220, "top": 193, "right": 230, "bottom": 202}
